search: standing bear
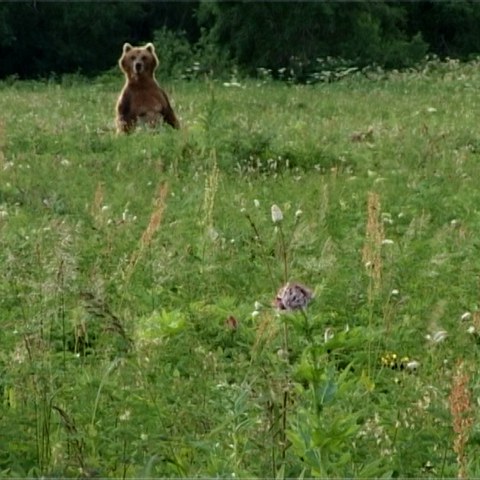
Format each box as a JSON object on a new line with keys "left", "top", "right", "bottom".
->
{"left": 116, "top": 42, "right": 180, "bottom": 133}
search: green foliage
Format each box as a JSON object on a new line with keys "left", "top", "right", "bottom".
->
{"left": 2, "top": 2, "right": 480, "bottom": 79}
{"left": 2, "top": 60, "right": 480, "bottom": 477}
{"left": 199, "top": 1, "right": 428, "bottom": 80}
{"left": 153, "top": 27, "right": 232, "bottom": 80}
{"left": 0, "top": 3, "right": 146, "bottom": 78}
{"left": 408, "top": 1, "right": 480, "bottom": 58}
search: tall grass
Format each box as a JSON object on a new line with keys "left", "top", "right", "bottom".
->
{"left": 1, "top": 59, "right": 480, "bottom": 477}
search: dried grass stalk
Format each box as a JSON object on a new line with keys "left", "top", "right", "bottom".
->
{"left": 362, "top": 191, "right": 384, "bottom": 299}
{"left": 449, "top": 361, "right": 473, "bottom": 479}
{"left": 126, "top": 182, "right": 168, "bottom": 280}
{"left": 90, "top": 182, "right": 105, "bottom": 225}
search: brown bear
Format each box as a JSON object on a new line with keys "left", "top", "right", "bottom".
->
{"left": 116, "top": 42, "right": 180, "bottom": 133}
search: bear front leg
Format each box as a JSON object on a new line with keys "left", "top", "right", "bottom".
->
{"left": 116, "top": 92, "right": 136, "bottom": 133}
{"left": 162, "top": 104, "right": 180, "bottom": 129}
{"left": 117, "top": 117, "right": 136, "bottom": 134}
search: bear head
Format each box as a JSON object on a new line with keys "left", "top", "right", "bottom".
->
{"left": 119, "top": 42, "right": 159, "bottom": 80}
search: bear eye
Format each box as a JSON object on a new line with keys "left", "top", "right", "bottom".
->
{"left": 141, "top": 55, "right": 147, "bottom": 61}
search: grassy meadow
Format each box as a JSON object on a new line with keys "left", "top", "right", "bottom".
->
{"left": 1, "top": 59, "right": 480, "bottom": 478}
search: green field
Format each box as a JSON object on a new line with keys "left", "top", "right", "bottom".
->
{"left": 1, "top": 59, "right": 480, "bottom": 478}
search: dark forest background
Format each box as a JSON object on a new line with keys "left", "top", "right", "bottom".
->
{"left": 1, "top": 1, "right": 480, "bottom": 80}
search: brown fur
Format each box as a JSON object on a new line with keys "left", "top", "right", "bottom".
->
{"left": 115, "top": 42, "right": 179, "bottom": 133}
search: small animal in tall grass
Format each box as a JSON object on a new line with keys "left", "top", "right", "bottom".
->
{"left": 116, "top": 42, "right": 180, "bottom": 133}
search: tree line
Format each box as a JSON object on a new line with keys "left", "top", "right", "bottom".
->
{"left": 1, "top": 1, "right": 480, "bottom": 80}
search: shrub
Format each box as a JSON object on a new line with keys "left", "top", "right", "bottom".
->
{"left": 153, "top": 27, "right": 232, "bottom": 80}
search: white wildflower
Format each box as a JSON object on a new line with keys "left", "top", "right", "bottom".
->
{"left": 324, "top": 328, "right": 334, "bottom": 343}
{"left": 271, "top": 204, "right": 283, "bottom": 223}
{"left": 253, "top": 199, "right": 260, "bottom": 208}
{"left": 254, "top": 301, "right": 263, "bottom": 311}
{"left": 119, "top": 409, "right": 131, "bottom": 422}
{"left": 427, "top": 330, "right": 448, "bottom": 344}
{"left": 223, "top": 81, "right": 242, "bottom": 88}
{"left": 208, "top": 226, "right": 219, "bottom": 241}
{"left": 461, "top": 312, "right": 472, "bottom": 321}
{"left": 277, "top": 348, "right": 289, "bottom": 360}
{"left": 406, "top": 360, "right": 420, "bottom": 371}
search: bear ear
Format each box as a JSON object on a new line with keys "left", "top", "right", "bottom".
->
{"left": 123, "top": 43, "right": 133, "bottom": 53}
{"left": 145, "top": 43, "right": 156, "bottom": 54}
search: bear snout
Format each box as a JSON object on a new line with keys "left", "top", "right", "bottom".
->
{"left": 134, "top": 61, "right": 143, "bottom": 74}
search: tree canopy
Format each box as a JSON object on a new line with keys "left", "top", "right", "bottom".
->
{"left": 1, "top": 1, "right": 480, "bottom": 79}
